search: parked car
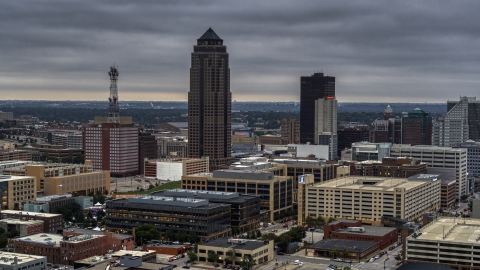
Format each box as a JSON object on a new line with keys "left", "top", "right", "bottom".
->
{"left": 277, "top": 252, "right": 284, "bottom": 255}
{"left": 326, "top": 265, "right": 337, "bottom": 270}
{"left": 333, "top": 258, "right": 343, "bottom": 262}
{"left": 294, "top": 260, "right": 301, "bottom": 265}
{"left": 344, "top": 259, "right": 352, "bottom": 263}
{"left": 315, "top": 229, "right": 323, "bottom": 232}
{"left": 182, "top": 267, "right": 190, "bottom": 269}
{"left": 369, "top": 258, "right": 376, "bottom": 263}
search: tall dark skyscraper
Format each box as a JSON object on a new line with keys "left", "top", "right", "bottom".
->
{"left": 300, "top": 73, "right": 335, "bottom": 144}
{"left": 188, "top": 28, "right": 233, "bottom": 171}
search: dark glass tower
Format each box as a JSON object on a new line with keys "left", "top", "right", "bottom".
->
{"left": 300, "top": 73, "right": 335, "bottom": 144}
{"left": 188, "top": 28, "right": 233, "bottom": 171}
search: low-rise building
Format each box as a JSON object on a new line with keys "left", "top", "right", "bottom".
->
{"left": 106, "top": 195, "right": 231, "bottom": 241}
{"left": 0, "top": 175, "right": 37, "bottom": 210}
{"left": 144, "top": 157, "right": 209, "bottom": 180}
{"left": 1, "top": 210, "right": 63, "bottom": 233}
{"left": 13, "top": 232, "right": 105, "bottom": 265}
{"left": 0, "top": 150, "right": 32, "bottom": 162}
{"left": 24, "top": 194, "right": 74, "bottom": 213}
{"left": 142, "top": 242, "right": 192, "bottom": 256}
{"left": 0, "top": 219, "right": 44, "bottom": 237}
{"left": 306, "top": 238, "right": 378, "bottom": 261}
{"left": 62, "top": 228, "right": 135, "bottom": 252}
{"left": 304, "top": 175, "right": 441, "bottom": 226}
{"left": 352, "top": 157, "right": 427, "bottom": 178}
{"left": 73, "top": 196, "right": 94, "bottom": 209}
{"left": 197, "top": 238, "right": 274, "bottom": 265}
{"left": 0, "top": 252, "right": 46, "bottom": 270}
{"left": 406, "top": 217, "right": 480, "bottom": 269}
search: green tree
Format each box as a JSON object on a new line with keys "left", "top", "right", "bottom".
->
{"left": 461, "top": 194, "right": 469, "bottom": 201}
{"left": 187, "top": 232, "right": 198, "bottom": 243}
{"left": 148, "top": 184, "right": 155, "bottom": 190}
{"left": 332, "top": 247, "right": 339, "bottom": 259}
{"left": 75, "top": 211, "right": 85, "bottom": 223}
{"left": 207, "top": 252, "right": 219, "bottom": 264}
{"left": 134, "top": 224, "right": 160, "bottom": 245}
{"left": 342, "top": 248, "right": 349, "bottom": 262}
{"left": 187, "top": 250, "right": 198, "bottom": 263}
{"left": 256, "top": 230, "right": 261, "bottom": 238}
{"left": 39, "top": 209, "right": 45, "bottom": 213}
{"left": 0, "top": 236, "right": 8, "bottom": 249}
{"left": 226, "top": 248, "right": 237, "bottom": 266}
{"left": 327, "top": 217, "right": 336, "bottom": 224}
{"left": 175, "top": 231, "right": 187, "bottom": 242}
{"left": 276, "top": 234, "right": 291, "bottom": 252}
{"left": 238, "top": 256, "right": 256, "bottom": 269}
{"left": 53, "top": 202, "right": 82, "bottom": 222}
{"left": 315, "top": 216, "right": 325, "bottom": 227}
{"left": 164, "top": 230, "right": 175, "bottom": 241}
{"left": 305, "top": 216, "right": 315, "bottom": 227}
{"left": 260, "top": 233, "right": 276, "bottom": 241}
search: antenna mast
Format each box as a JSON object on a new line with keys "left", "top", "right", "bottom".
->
{"left": 108, "top": 65, "right": 120, "bottom": 123}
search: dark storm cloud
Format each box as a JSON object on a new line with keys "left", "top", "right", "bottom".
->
{"left": 0, "top": 1, "right": 479, "bottom": 101}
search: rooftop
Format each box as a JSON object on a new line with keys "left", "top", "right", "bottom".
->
{"left": 76, "top": 259, "right": 171, "bottom": 270}
{"left": 1, "top": 210, "right": 62, "bottom": 218}
{"left": 0, "top": 175, "right": 34, "bottom": 182}
{"left": 412, "top": 217, "right": 480, "bottom": 243}
{"left": 200, "top": 238, "right": 271, "bottom": 251}
{"left": 335, "top": 225, "right": 396, "bottom": 237}
{"left": 0, "top": 218, "right": 44, "bottom": 225}
{"left": 16, "top": 233, "right": 103, "bottom": 246}
{"left": 312, "top": 176, "right": 434, "bottom": 192}
{"left": 309, "top": 238, "right": 377, "bottom": 252}
{"left": 0, "top": 252, "right": 46, "bottom": 265}
{"left": 198, "top": 28, "right": 222, "bottom": 41}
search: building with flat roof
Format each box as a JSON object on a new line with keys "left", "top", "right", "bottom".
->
{"left": 304, "top": 175, "right": 440, "bottom": 226}
{"left": 62, "top": 227, "right": 135, "bottom": 252}
{"left": 0, "top": 175, "right": 36, "bottom": 210}
{"left": 141, "top": 242, "right": 192, "bottom": 256}
{"left": 197, "top": 237, "right": 274, "bottom": 265}
{"left": 0, "top": 218, "right": 44, "bottom": 237}
{"left": 155, "top": 135, "right": 188, "bottom": 158}
{"left": 24, "top": 194, "right": 74, "bottom": 213}
{"left": 153, "top": 189, "right": 263, "bottom": 233}
{"left": 390, "top": 144, "right": 468, "bottom": 198}
{"left": 441, "top": 179, "right": 457, "bottom": 210}
{"left": 1, "top": 210, "right": 63, "bottom": 233}
{"left": 182, "top": 169, "right": 293, "bottom": 222}
{"left": 144, "top": 157, "right": 209, "bottom": 180}
{"left": 0, "top": 150, "right": 32, "bottom": 162}
{"left": 306, "top": 238, "right": 378, "bottom": 261}
{"left": 106, "top": 195, "right": 231, "bottom": 240}
{"left": 351, "top": 142, "right": 392, "bottom": 162}
{"left": 447, "top": 96, "right": 480, "bottom": 142}
{"left": 74, "top": 257, "right": 173, "bottom": 270}
{"left": 406, "top": 217, "right": 480, "bottom": 269}
{"left": 0, "top": 252, "right": 46, "bottom": 270}
{"left": 269, "top": 158, "right": 335, "bottom": 187}
{"left": 13, "top": 232, "right": 105, "bottom": 265}
{"left": 352, "top": 157, "right": 427, "bottom": 178}
{"left": 453, "top": 140, "right": 480, "bottom": 178}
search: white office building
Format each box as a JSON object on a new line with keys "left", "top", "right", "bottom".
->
{"left": 432, "top": 96, "right": 469, "bottom": 147}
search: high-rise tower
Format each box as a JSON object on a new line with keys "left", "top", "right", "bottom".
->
{"left": 300, "top": 73, "right": 335, "bottom": 144}
{"left": 108, "top": 66, "right": 119, "bottom": 123}
{"left": 188, "top": 28, "right": 233, "bottom": 171}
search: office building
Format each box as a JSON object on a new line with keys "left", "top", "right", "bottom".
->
{"left": 337, "top": 124, "right": 370, "bottom": 156}
{"left": 441, "top": 179, "right": 456, "bottom": 210}
{"left": 62, "top": 228, "right": 135, "bottom": 253}
{"left": 300, "top": 73, "right": 335, "bottom": 144}
{"left": 155, "top": 135, "right": 188, "bottom": 158}
{"left": 73, "top": 196, "right": 94, "bottom": 209}
{"left": 0, "top": 150, "right": 32, "bottom": 162}
{"left": 372, "top": 105, "right": 396, "bottom": 144}
{"left": 0, "top": 175, "right": 36, "bottom": 210}
{"left": 447, "top": 96, "right": 480, "bottom": 141}
{"left": 197, "top": 238, "right": 274, "bottom": 265}
{"left": 2, "top": 162, "right": 110, "bottom": 196}
{"left": 182, "top": 169, "right": 293, "bottom": 222}
{"left": 0, "top": 219, "right": 44, "bottom": 237}
{"left": 269, "top": 158, "right": 335, "bottom": 187}
{"left": 23, "top": 194, "right": 74, "bottom": 213}
{"left": 390, "top": 144, "right": 468, "bottom": 198}
{"left": 13, "top": 233, "right": 105, "bottom": 265}
{"left": 453, "top": 140, "right": 480, "bottom": 178}
{"left": 188, "top": 28, "right": 234, "bottom": 171}
{"left": 0, "top": 111, "right": 13, "bottom": 121}
{"left": 281, "top": 118, "right": 300, "bottom": 144}
{"left": 138, "top": 132, "right": 157, "bottom": 175}
{"left": 401, "top": 108, "right": 432, "bottom": 145}
{"left": 304, "top": 175, "right": 440, "bottom": 226}
{"left": 315, "top": 96, "right": 337, "bottom": 159}
{"left": 351, "top": 142, "right": 392, "bottom": 161}
{"left": 154, "top": 189, "right": 263, "bottom": 233}
{"left": 19, "top": 144, "right": 82, "bottom": 163}
{"left": 433, "top": 96, "right": 470, "bottom": 147}
{"left": 0, "top": 252, "right": 46, "bottom": 270}
{"left": 406, "top": 217, "right": 480, "bottom": 269}
{"left": 144, "top": 157, "right": 209, "bottom": 181}
{"left": 106, "top": 195, "right": 231, "bottom": 240}
{"left": 1, "top": 210, "right": 63, "bottom": 233}
{"left": 352, "top": 157, "right": 427, "bottom": 178}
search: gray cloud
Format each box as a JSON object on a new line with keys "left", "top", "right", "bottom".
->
{"left": 0, "top": 1, "right": 479, "bottom": 102}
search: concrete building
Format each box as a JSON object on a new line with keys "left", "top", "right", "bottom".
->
{"left": 0, "top": 252, "right": 46, "bottom": 270}
{"left": 23, "top": 194, "right": 74, "bottom": 213}
{"left": 406, "top": 217, "right": 480, "bottom": 269}
{"left": 0, "top": 150, "right": 32, "bottom": 162}
{"left": 269, "top": 158, "right": 335, "bottom": 187}
{"left": 197, "top": 238, "right": 274, "bottom": 265}
{"left": 106, "top": 195, "right": 232, "bottom": 240}
{"left": 154, "top": 189, "right": 263, "bottom": 234}
{"left": 73, "top": 196, "right": 94, "bottom": 209}
{"left": 447, "top": 96, "right": 480, "bottom": 142}
{"left": 314, "top": 96, "right": 338, "bottom": 160}
{"left": 306, "top": 238, "right": 379, "bottom": 261}
{"left": 351, "top": 142, "right": 392, "bottom": 162}
{"left": 453, "top": 140, "right": 480, "bottom": 178}
{"left": 155, "top": 135, "right": 188, "bottom": 158}
{"left": 352, "top": 157, "right": 427, "bottom": 178}
{"left": 337, "top": 124, "right": 370, "bottom": 156}
{"left": 1, "top": 210, "right": 63, "bottom": 233}
{"left": 441, "top": 179, "right": 457, "bottom": 210}
{"left": 372, "top": 105, "right": 394, "bottom": 143}
{"left": 2, "top": 162, "right": 110, "bottom": 196}
{"left": 304, "top": 175, "right": 440, "bottom": 226}
{"left": 433, "top": 96, "right": 470, "bottom": 147}
{"left": 19, "top": 144, "right": 82, "bottom": 163}
{"left": 390, "top": 144, "right": 468, "bottom": 198}
{"left": 0, "top": 111, "right": 13, "bottom": 121}
{"left": 300, "top": 72, "right": 335, "bottom": 145}
{"left": 13, "top": 233, "right": 105, "bottom": 265}
{"left": 0, "top": 161, "right": 28, "bottom": 174}
{"left": 0, "top": 219, "right": 44, "bottom": 237}
{"left": 287, "top": 144, "right": 330, "bottom": 160}
{"left": 281, "top": 118, "right": 300, "bottom": 144}
{"left": 144, "top": 157, "right": 209, "bottom": 180}
{"left": 84, "top": 123, "right": 139, "bottom": 177}
{"left": 138, "top": 132, "right": 157, "bottom": 175}
{"left": 188, "top": 28, "right": 234, "bottom": 171}
{"left": 0, "top": 175, "right": 36, "bottom": 210}
{"left": 182, "top": 169, "right": 293, "bottom": 222}
{"left": 401, "top": 108, "right": 432, "bottom": 145}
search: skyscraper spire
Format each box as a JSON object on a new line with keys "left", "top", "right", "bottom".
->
{"left": 108, "top": 65, "right": 119, "bottom": 123}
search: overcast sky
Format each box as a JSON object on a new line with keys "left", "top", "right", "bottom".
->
{"left": 1, "top": 1, "right": 479, "bottom": 102}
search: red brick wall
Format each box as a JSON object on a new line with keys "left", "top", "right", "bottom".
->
{"left": 323, "top": 220, "right": 362, "bottom": 238}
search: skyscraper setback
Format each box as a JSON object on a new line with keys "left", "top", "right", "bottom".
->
{"left": 188, "top": 28, "right": 233, "bottom": 171}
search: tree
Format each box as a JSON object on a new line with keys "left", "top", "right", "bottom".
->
{"left": 148, "top": 184, "right": 155, "bottom": 190}
{"left": 75, "top": 211, "right": 85, "bottom": 223}
{"left": 226, "top": 248, "right": 237, "bottom": 266}
{"left": 187, "top": 232, "right": 198, "bottom": 243}
{"left": 104, "top": 189, "right": 109, "bottom": 196}
{"left": 461, "top": 194, "right": 469, "bottom": 201}
{"left": 39, "top": 209, "right": 45, "bottom": 213}
{"left": 260, "top": 233, "right": 276, "bottom": 241}
{"left": 276, "top": 234, "right": 291, "bottom": 252}
{"left": 327, "top": 217, "right": 336, "bottom": 224}
{"left": 187, "top": 250, "right": 198, "bottom": 263}
{"left": 175, "top": 231, "right": 187, "bottom": 242}
{"left": 315, "top": 216, "right": 325, "bottom": 227}
{"left": 207, "top": 252, "right": 219, "bottom": 265}
{"left": 165, "top": 230, "right": 175, "bottom": 241}
{"left": 332, "top": 247, "right": 339, "bottom": 259}
{"left": 342, "top": 248, "right": 349, "bottom": 262}
{"left": 134, "top": 224, "right": 160, "bottom": 245}
{"left": 238, "top": 256, "right": 256, "bottom": 269}
{"left": 305, "top": 216, "right": 315, "bottom": 227}
{"left": 256, "top": 230, "right": 261, "bottom": 238}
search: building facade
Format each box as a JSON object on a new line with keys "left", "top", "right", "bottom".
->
{"left": 352, "top": 157, "right": 427, "bottom": 178}
{"left": 401, "top": 108, "right": 432, "bottom": 145}
{"left": 300, "top": 73, "right": 335, "bottom": 144}
{"left": 440, "top": 180, "right": 456, "bottom": 210}
{"left": 315, "top": 96, "right": 338, "bottom": 160}
{"left": 188, "top": 28, "right": 233, "bottom": 171}
{"left": 433, "top": 96, "right": 470, "bottom": 147}
{"left": 1, "top": 210, "right": 63, "bottom": 233}
{"left": 0, "top": 252, "right": 46, "bottom": 270}
{"left": 0, "top": 175, "right": 36, "bottom": 210}
{"left": 453, "top": 140, "right": 480, "bottom": 178}
{"left": 197, "top": 238, "right": 274, "bottom": 265}
{"left": 0, "top": 219, "right": 44, "bottom": 237}
{"left": 138, "top": 132, "right": 157, "bottom": 175}
{"left": 337, "top": 124, "right": 370, "bottom": 156}
{"left": 447, "top": 96, "right": 480, "bottom": 142}
{"left": 0, "top": 150, "right": 32, "bottom": 162}
{"left": 144, "top": 157, "right": 209, "bottom": 180}
{"left": 280, "top": 118, "right": 300, "bottom": 144}
{"left": 390, "top": 144, "right": 468, "bottom": 198}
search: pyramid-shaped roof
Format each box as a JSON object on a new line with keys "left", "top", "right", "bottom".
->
{"left": 198, "top": 28, "right": 222, "bottom": 41}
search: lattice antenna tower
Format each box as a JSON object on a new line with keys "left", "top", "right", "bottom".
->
{"left": 108, "top": 65, "right": 120, "bottom": 123}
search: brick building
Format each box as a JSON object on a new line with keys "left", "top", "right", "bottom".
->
{"left": 0, "top": 150, "right": 32, "bottom": 161}
{"left": 352, "top": 157, "right": 427, "bottom": 178}
{"left": 441, "top": 179, "right": 457, "bottom": 210}
{"left": 0, "top": 219, "right": 44, "bottom": 237}
{"left": 1, "top": 210, "right": 63, "bottom": 233}
{"left": 62, "top": 228, "right": 135, "bottom": 252}
{"left": 138, "top": 132, "right": 157, "bottom": 175}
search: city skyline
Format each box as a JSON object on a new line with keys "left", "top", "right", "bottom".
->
{"left": 1, "top": 1, "right": 480, "bottom": 102}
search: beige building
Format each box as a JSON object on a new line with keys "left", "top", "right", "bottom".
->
{"left": 0, "top": 218, "right": 44, "bottom": 236}
{"left": 232, "top": 135, "right": 254, "bottom": 144}
{"left": 406, "top": 217, "right": 480, "bottom": 269}
{"left": 198, "top": 238, "right": 274, "bottom": 266}
{"left": 155, "top": 135, "right": 188, "bottom": 158}
{"left": 2, "top": 162, "right": 110, "bottom": 196}
{"left": 304, "top": 175, "right": 440, "bottom": 226}
{"left": 0, "top": 150, "right": 32, "bottom": 161}
{"left": 94, "top": 116, "right": 132, "bottom": 125}
{"left": 144, "top": 157, "right": 209, "bottom": 180}
{"left": 0, "top": 175, "right": 37, "bottom": 210}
